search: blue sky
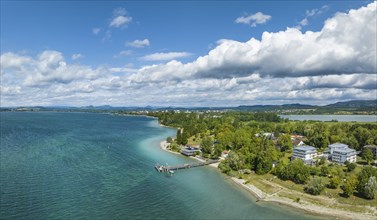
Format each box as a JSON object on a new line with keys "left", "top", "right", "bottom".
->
{"left": 1, "top": 1, "right": 376, "bottom": 107}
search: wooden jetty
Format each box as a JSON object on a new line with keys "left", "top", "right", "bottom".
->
{"left": 155, "top": 160, "right": 218, "bottom": 173}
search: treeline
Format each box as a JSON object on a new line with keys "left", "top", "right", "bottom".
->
{"left": 145, "top": 111, "right": 377, "bottom": 199}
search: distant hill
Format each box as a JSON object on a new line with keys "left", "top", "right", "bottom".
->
{"left": 325, "top": 100, "right": 377, "bottom": 108}
{"left": 1, "top": 99, "right": 376, "bottom": 114}
{"left": 238, "top": 103, "right": 314, "bottom": 111}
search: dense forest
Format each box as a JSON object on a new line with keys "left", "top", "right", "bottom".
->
{"left": 144, "top": 111, "right": 377, "bottom": 200}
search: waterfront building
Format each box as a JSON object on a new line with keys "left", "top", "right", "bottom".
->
{"left": 291, "top": 145, "right": 317, "bottom": 165}
{"left": 180, "top": 146, "right": 200, "bottom": 156}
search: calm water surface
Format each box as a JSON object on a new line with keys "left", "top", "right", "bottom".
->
{"left": 0, "top": 112, "right": 321, "bottom": 219}
{"left": 280, "top": 114, "right": 377, "bottom": 122}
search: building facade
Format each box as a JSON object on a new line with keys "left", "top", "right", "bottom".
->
{"left": 332, "top": 148, "right": 357, "bottom": 163}
{"left": 291, "top": 145, "right": 317, "bottom": 165}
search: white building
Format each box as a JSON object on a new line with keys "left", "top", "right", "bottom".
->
{"left": 327, "top": 143, "right": 349, "bottom": 155}
{"left": 325, "top": 143, "right": 358, "bottom": 164}
{"left": 332, "top": 148, "right": 357, "bottom": 163}
{"left": 292, "top": 145, "right": 318, "bottom": 165}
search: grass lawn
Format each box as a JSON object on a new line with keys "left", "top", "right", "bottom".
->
{"left": 243, "top": 172, "right": 376, "bottom": 212}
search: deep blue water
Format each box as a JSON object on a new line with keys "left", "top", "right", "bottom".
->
{"left": 0, "top": 112, "right": 321, "bottom": 219}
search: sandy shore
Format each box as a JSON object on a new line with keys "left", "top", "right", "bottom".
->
{"left": 159, "top": 141, "right": 376, "bottom": 219}
{"left": 231, "top": 178, "right": 377, "bottom": 220}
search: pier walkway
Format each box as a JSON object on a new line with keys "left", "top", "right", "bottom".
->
{"left": 155, "top": 160, "right": 218, "bottom": 173}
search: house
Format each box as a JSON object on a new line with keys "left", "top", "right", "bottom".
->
{"left": 291, "top": 145, "right": 318, "bottom": 165}
{"left": 290, "top": 135, "right": 305, "bottom": 147}
{"left": 292, "top": 138, "right": 305, "bottom": 147}
{"left": 221, "top": 150, "right": 230, "bottom": 159}
{"left": 180, "top": 146, "right": 200, "bottom": 156}
{"left": 332, "top": 147, "right": 358, "bottom": 163}
{"left": 256, "top": 132, "right": 276, "bottom": 140}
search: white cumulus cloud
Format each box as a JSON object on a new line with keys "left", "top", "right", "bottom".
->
{"left": 140, "top": 52, "right": 192, "bottom": 61}
{"left": 71, "top": 53, "right": 84, "bottom": 60}
{"left": 1, "top": 2, "right": 376, "bottom": 107}
{"left": 109, "top": 8, "right": 132, "bottom": 28}
{"left": 235, "top": 12, "right": 271, "bottom": 27}
{"left": 126, "top": 39, "right": 150, "bottom": 48}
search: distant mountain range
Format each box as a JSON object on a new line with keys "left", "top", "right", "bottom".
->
{"left": 1, "top": 99, "right": 376, "bottom": 114}
{"left": 325, "top": 100, "right": 377, "bottom": 108}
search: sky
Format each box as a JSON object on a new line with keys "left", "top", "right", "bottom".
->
{"left": 1, "top": 0, "right": 376, "bottom": 107}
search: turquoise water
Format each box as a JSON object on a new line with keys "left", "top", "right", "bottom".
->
{"left": 0, "top": 112, "right": 320, "bottom": 219}
{"left": 280, "top": 115, "right": 377, "bottom": 122}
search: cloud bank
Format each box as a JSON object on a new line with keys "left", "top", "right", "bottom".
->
{"left": 1, "top": 2, "right": 376, "bottom": 107}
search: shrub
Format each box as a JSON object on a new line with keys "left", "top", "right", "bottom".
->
{"left": 305, "top": 176, "right": 325, "bottom": 195}
{"left": 364, "top": 176, "right": 377, "bottom": 199}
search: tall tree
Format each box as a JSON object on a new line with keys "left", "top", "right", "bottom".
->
{"left": 364, "top": 176, "right": 377, "bottom": 199}
{"left": 277, "top": 134, "right": 293, "bottom": 152}
{"left": 362, "top": 148, "right": 374, "bottom": 165}
{"left": 357, "top": 166, "right": 377, "bottom": 199}
{"left": 200, "top": 136, "right": 213, "bottom": 155}
{"left": 341, "top": 175, "right": 358, "bottom": 197}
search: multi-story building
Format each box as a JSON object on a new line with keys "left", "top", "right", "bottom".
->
{"left": 332, "top": 147, "right": 358, "bottom": 163}
{"left": 291, "top": 145, "right": 317, "bottom": 165}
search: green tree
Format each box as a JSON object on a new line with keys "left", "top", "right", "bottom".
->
{"left": 200, "top": 136, "right": 213, "bottom": 155}
{"left": 362, "top": 148, "right": 374, "bottom": 165}
{"left": 346, "top": 162, "right": 356, "bottom": 172}
{"left": 364, "top": 176, "right": 377, "bottom": 199}
{"left": 181, "top": 130, "right": 188, "bottom": 145}
{"left": 305, "top": 176, "right": 325, "bottom": 195}
{"left": 357, "top": 166, "right": 377, "bottom": 199}
{"left": 328, "top": 176, "right": 342, "bottom": 189}
{"left": 166, "top": 136, "right": 173, "bottom": 143}
{"left": 320, "top": 166, "right": 330, "bottom": 177}
{"left": 276, "top": 159, "right": 310, "bottom": 184}
{"left": 353, "top": 127, "right": 371, "bottom": 150}
{"left": 227, "top": 151, "right": 243, "bottom": 171}
{"left": 253, "top": 137, "right": 278, "bottom": 174}
{"left": 341, "top": 175, "right": 358, "bottom": 197}
{"left": 277, "top": 134, "right": 293, "bottom": 152}
{"left": 176, "top": 129, "right": 182, "bottom": 145}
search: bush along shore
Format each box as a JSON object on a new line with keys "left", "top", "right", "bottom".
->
{"left": 124, "top": 111, "right": 377, "bottom": 219}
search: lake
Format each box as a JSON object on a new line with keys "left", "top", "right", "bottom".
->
{"left": 0, "top": 112, "right": 320, "bottom": 219}
{"left": 280, "top": 115, "right": 377, "bottom": 122}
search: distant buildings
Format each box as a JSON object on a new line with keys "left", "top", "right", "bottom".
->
{"left": 291, "top": 135, "right": 305, "bottom": 147}
{"left": 291, "top": 145, "right": 318, "bottom": 165}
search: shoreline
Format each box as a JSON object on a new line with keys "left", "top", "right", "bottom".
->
{"left": 158, "top": 139, "right": 376, "bottom": 220}
{"left": 159, "top": 140, "right": 220, "bottom": 168}
{"left": 231, "top": 178, "right": 376, "bottom": 220}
